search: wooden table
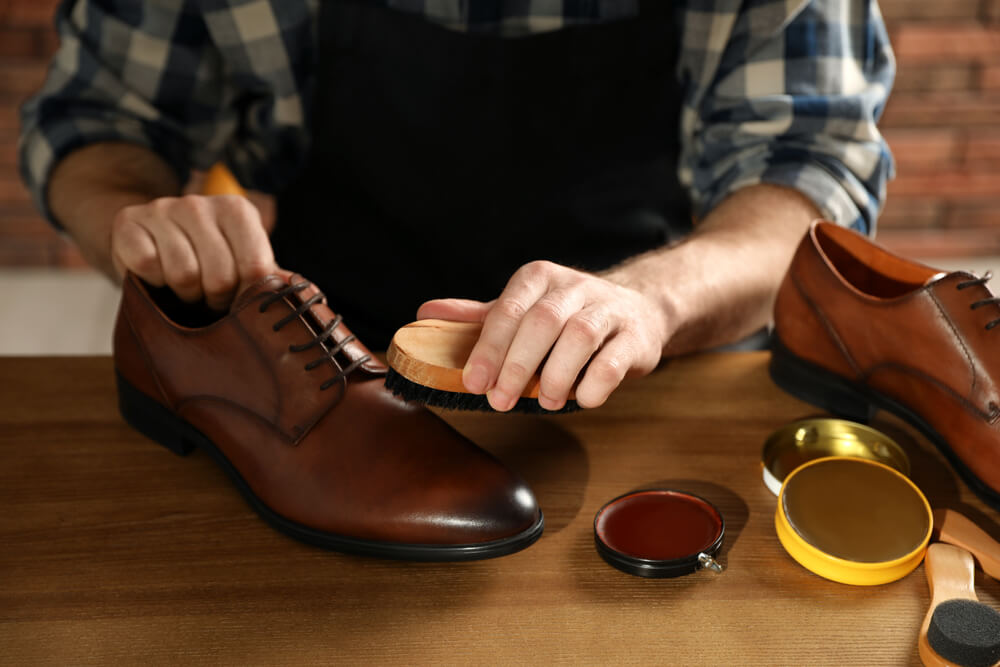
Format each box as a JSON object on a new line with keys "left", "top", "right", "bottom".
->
{"left": 1, "top": 353, "right": 997, "bottom": 665}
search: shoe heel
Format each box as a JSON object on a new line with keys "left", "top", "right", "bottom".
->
{"left": 116, "top": 372, "right": 199, "bottom": 456}
{"left": 769, "top": 337, "right": 875, "bottom": 423}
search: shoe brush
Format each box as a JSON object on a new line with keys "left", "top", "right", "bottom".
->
{"left": 918, "top": 543, "right": 1000, "bottom": 667}
{"left": 385, "top": 319, "right": 579, "bottom": 413}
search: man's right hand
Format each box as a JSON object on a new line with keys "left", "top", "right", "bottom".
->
{"left": 110, "top": 194, "right": 277, "bottom": 311}
{"left": 47, "top": 143, "right": 278, "bottom": 312}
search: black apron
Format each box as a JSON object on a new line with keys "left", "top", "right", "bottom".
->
{"left": 274, "top": 0, "right": 690, "bottom": 350}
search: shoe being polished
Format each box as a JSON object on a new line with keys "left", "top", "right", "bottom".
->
{"left": 113, "top": 271, "right": 542, "bottom": 559}
{"left": 771, "top": 221, "right": 1000, "bottom": 509}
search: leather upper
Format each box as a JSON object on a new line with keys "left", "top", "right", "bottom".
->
{"left": 114, "top": 272, "right": 540, "bottom": 545}
{"left": 774, "top": 221, "right": 1000, "bottom": 491}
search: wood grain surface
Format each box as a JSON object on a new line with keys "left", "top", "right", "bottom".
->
{"left": 1, "top": 353, "right": 998, "bottom": 666}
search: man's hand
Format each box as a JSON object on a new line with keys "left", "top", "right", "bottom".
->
{"left": 47, "top": 143, "right": 277, "bottom": 312}
{"left": 417, "top": 260, "right": 671, "bottom": 412}
{"left": 418, "top": 185, "right": 823, "bottom": 412}
{"left": 111, "top": 194, "right": 277, "bottom": 311}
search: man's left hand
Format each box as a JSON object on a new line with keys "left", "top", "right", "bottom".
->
{"left": 416, "top": 260, "right": 669, "bottom": 411}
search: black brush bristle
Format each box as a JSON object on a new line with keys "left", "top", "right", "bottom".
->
{"left": 384, "top": 368, "right": 580, "bottom": 414}
{"left": 927, "top": 599, "right": 1000, "bottom": 667}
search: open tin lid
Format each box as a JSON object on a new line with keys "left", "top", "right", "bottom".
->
{"left": 593, "top": 489, "right": 725, "bottom": 578}
{"left": 761, "top": 418, "right": 910, "bottom": 496}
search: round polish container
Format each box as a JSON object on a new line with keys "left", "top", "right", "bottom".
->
{"left": 761, "top": 418, "right": 909, "bottom": 496}
{"left": 594, "top": 489, "right": 725, "bottom": 578}
{"left": 776, "top": 457, "right": 933, "bottom": 586}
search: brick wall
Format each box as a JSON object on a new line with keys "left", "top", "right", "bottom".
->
{"left": 879, "top": 0, "right": 1000, "bottom": 257}
{"left": 0, "top": 0, "right": 74, "bottom": 266}
{"left": 0, "top": 0, "right": 998, "bottom": 267}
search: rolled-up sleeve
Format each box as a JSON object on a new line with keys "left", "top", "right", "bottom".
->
{"left": 678, "top": 0, "right": 895, "bottom": 234}
{"left": 19, "top": 0, "right": 236, "bottom": 227}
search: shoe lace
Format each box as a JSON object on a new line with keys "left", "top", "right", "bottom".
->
{"left": 956, "top": 271, "right": 1000, "bottom": 331}
{"left": 258, "top": 281, "right": 371, "bottom": 390}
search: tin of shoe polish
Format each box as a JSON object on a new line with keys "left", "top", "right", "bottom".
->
{"left": 776, "top": 457, "right": 932, "bottom": 585}
{"left": 761, "top": 418, "right": 909, "bottom": 496}
{"left": 593, "top": 489, "right": 725, "bottom": 578}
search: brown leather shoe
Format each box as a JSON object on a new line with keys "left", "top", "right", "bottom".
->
{"left": 113, "top": 272, "right": 542, "bottom": 559}
{"left": 771, "top": 221, "right": 1000, "bottom": 509}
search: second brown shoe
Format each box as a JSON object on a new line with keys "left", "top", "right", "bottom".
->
{"left": 113, "top": 271, "right": 542, "bottom": 559}
{"left": 771, "top": 221, "right": 1000, "bottom": 510}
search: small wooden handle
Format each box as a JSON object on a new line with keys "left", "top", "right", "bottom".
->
{"left": 918, "top": 543, "right": 978, "bottom": 667}
{"left": 202, "top": 163, "right": 247, "bottom": 197}
{"left": 933, "top": 508, "right": 1000, "bottom": 580}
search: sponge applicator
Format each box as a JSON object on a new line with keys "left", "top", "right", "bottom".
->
{"left": 919, "top": 543, "right": 1000, "bottom": 667}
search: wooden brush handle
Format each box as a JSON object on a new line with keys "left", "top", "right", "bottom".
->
{"left": 918, "top": 543, "right": 977, "bottom": 667}
{"left": 202, "top": 163, "right": 247, "bottom": 196}
{"left": 933, "top": 508, "right": 1000, "bottom": 580}
{"left": 387, "top": 319, "right": 575, "bottom": 399}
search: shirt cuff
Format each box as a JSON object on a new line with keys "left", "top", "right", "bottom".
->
{"left": 19, "top": 119, "right": 190, "bottom": 230}
{"left": 696, "top": 160, "right": 872, "bottom": 235}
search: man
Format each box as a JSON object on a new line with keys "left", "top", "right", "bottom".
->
{"left": 20, "top": 0, "right": 894, "bottom": 413}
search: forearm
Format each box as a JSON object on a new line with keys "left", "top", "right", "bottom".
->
{"left": 603, "top": 183, "right": 821, "bottom": 355}
{"left": 48, "top": 142, "right": 181, "bottom": 281}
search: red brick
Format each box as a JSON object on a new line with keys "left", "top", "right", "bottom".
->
{"left": 0, "top": 237, "right": 53, "bottom": 266}
{"left": 894, "top": 25, "right": 1000, "bottom": 64}
{"left": 880, "top": 0, "right": 982, "bottom": 22}
{"left": 0, "top": 138, "right": 19, "bottom": 169}
{"left": 879, "top": 197, "right": 946, "bottom": 229}
{"left": 0, "top": 60, "right": 50, "bottom": 102}
{"left": 877, "top": 228, "right": 1000, "bottom": 257}
{"left": 0, "top": 106, "right": 21, "bottom": 133}
{"left": 893, "top": 63, "right": 978, "bottom": 93}
{"left": 39, "top": 28, "right": 60, "bottom": 57}
{"left": 1, "top": 1, "right": 62, "bottom": 28}
{"left": 881, "top": 94, "right": 1000, "bottom": 127}
{"left": 0, "top": 174, "right": 33, "bottom": 206}
{"left": 52, "top": 240, "right": 89, "bottom": 269}
{"left": 883, "top": 129, "right": 963, "bottom": 172}
{"left": 965, "top": 130, "right": 1000, "bottom": 165}
{"left": 987, "top": 0, "right": 1000, "bottom": 24}
{"left": 946, "top": 203, "right": 1000, "bottom": 227}
{"left": 887, "top": 170, "right": 1000, "bottom": 198}
{"left": 0, "top": 216, "right": 58, "bottom": 246}
{"left": 0, "top": 28, "right": 45, "bottom": 58}
{"left": 983, "top": 64, "right": 1000, "bottom": 89}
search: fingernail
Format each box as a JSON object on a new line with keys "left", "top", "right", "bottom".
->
{"left": 538, "top": 393, "right": 564, "bottom": 412}
{"left": 464, "top": 365, "right": 489, "bottom": 394}
{"left": 488, "top": 388, "right": 514, "bottom": 412}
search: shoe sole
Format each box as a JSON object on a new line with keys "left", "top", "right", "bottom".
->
{"left": 769, "top": 336, "right": 1000, "bottom": 511}
{"left": 116, "top": 371, "right": 544, "bottom": 561}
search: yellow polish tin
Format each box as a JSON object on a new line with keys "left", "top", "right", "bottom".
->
{"left": 775, "top": 457, "right": 933, "bottom": 586}
{"left": 761, "top": 418, "right": 909, "bottom": 496}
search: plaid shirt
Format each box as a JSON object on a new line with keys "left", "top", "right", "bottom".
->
{"left": 20, "top": 0, "right": 894, "bottom": 233}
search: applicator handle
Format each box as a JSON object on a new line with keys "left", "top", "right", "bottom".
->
{"left": 202, "top": 163, "right": 247, "bottom": 196}
{"left": 933, "top": 509, "right": 1000, "bottom": 579}
{"left": 919, "top": 544, "right": 977, "bottom": 667}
